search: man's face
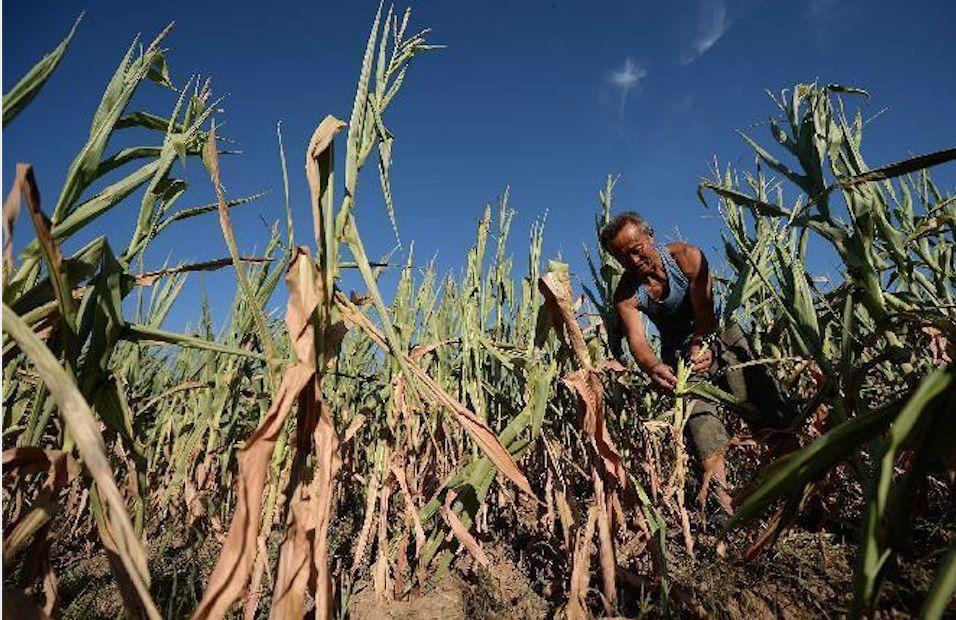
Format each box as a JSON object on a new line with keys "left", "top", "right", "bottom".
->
{"left": 609, "top": 222, "right": 656, "bottom": 277}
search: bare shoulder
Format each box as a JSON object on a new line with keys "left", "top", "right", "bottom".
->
{"left": 665, "top": 242, "right": 706, "bottom": 277}
{"left": 612, "top": 274, "right": 637, "bottom": 308}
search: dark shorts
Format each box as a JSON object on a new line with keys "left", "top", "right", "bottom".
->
{"left": 671, "top": 324, "right": 793, "bottom": 460}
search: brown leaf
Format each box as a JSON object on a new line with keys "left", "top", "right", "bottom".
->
{"left": 269, "top": 496, "right": 309, "bottom": 620}
{"left": 3, "top": 448, "right": 80, "bottom": 486}
{"left": 269, "top": 407, "right": 314, "bottom": 618}
{"left": 540, "top": 264, "right": 630, "bottom": 498}
{"left": 393, "top": 371, "right": 412, "bottom": 439}
{"left": 538, "top": 265, "right": 592, "bottom": 369}
{"left": 194, "top": 363, "right": 314, "bottom": 620}
{"left": 349, "top": 469, "right": 380, "bottom": 577}
{"left": 21, "top": 524, "right": 59, "bottom": 617}
{"left": 305, "top": 115, "right": 347, "bottom": 252}
{"left": 567, "top": 506, "right": 598, "bottom": 620}
{"left": 335, "top": 291, "right": 537, "bottom": 500}
{"left": 204, "top": 121, "right": 279, "bottom": 383}
{"left": 286, "top": 247, "right": 322, "bottom": 364}
{"left": 409, "top": 339, "right": 456, "bottom": 360}
{"left": 739, "top": 481, "right": 817, "bottom": 563}
{"left": 134, "top": 256, "right": 272, "bottom": 287}
{"left": 2, "top": 449, "right": 81, "bottom": 567}
{"left": 394, "top": 531, "right": 410, "bottom": 596}
{"left": 241, "top": 533, "right": 270, "bottom": 620}
{"left": 2, "top": 164, "right": 29, "bottom": 280}
{"left": 3, "top": 495, "right": 58, "bottom": 566}
{"left": 592, "top": 472, "right": 617, "bottom": 613}
{"left": 555, "top": 490, "right": 575, "bottom": 552}
{"left": 193, "top": 250, "right": 321, "bottom": 620}
{"left": 698, "top": 450, "right": 733, "bottom": 517}
{"left": 597, "top": 358, "right": 627, "bottom": 373}
{"left": 309, "top": 394, "right": 341, "bottom": 619}
{"left": 561, "top": 370, "right": 630, "bottom": 495}
{"left": 341, "top": 413, "right": 367, "bottom": 445}
{"left": 440, "top": 492, "right": 490, "bottom": 569}
{"left": 373, "top": 480, "right": 393, "bottom": 600}
{"left": 391, "top": 460, "right": 426, "bottom": 560}
{"left": 18, "top": 164, "right": 74, "bottom": 325}
{"left": 922, "top": 326, "right": 953, "bottom": 366}
{"left": 39, "top": 550, "right": 58, "bottom": 618}
{"left": 269, "top": 391, "right": 319, "bottom": 620}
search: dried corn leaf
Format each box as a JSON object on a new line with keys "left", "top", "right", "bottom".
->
{"left": 538, "top": 263, "right": 592, "bottom": 369}
{"left": 270, "top": 389, "right": 320, "bottom": 620}
{"left": 2, "top": 164, "right": 29, "bottom": 278}
{"left": 335, "top": 291, "right": 537, "bottom": 499}
{"left": 193, "top": 363, "right": 313, "bottom": 620}
{"left": 193, "top": 250, "right": 320, "bottom": 620}
{"left": 309, "top": 394, "right": 341, "bottom": 619}
{"left": 341, "top": 413, "right": 367, "bottom": 445}
{"left": 134, "top": 256, "right": 271, "bottom": 287}
{"left": 592, "top": 472, "right": 617, "bottom": 613}
{"left": 567, "top": 506, "right": 598, "bottom": 620}
{"left": 373, "top": 481, "right": 393, "bottom": 599}
{"left": 2, "top": 448, "right": 81, "bottom": 565}
{"left": 305, "top": 115, "right": 347, "bottom": 255}
{"left": 561, "top": 370, "right": 629, "bottom": 493}
{"left": 391, "top": 461, "right": 426, "bottom": 559}
{"left": 203, "top": 122, "right": 279, "bottom": 382}
{"left": 350, "top": 466, "right": 380, "bottom": 577}
{"left": 555, "top": 490, "right": 574, "bottom": 551}
{"left": 440, "top": 493, "right": 490, "bottom": 568}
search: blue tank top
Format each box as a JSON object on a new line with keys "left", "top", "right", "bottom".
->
{"left": 628, "top": 244, "right": 695, "bottom": 357}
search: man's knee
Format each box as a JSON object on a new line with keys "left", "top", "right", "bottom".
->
{"left": 686, "top": 412, "right": 730, "bottom": 461}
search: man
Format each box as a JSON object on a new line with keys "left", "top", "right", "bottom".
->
{"left": 599, "top": 211, "right": 791, "bottom": 512}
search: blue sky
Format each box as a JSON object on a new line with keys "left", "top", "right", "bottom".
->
{"left": 4, "top": 0, "right": 956, "bottom": 331}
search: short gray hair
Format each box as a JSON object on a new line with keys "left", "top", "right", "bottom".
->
{"left": 598, "top": 211, "right": 654, "bottom": 251}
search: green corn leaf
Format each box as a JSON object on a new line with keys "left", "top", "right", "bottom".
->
{"left": 53, "top": 26, "right": 174, "bottom": 225}
{"left": 920, "top": 541, "right": 956, "bottom": 620}
{"left": 276, "top": 121, "right": 293, "bottom": 248}
{"left": 121, "top": 323, "right": 266, "bottom": 360}
{"left": 835, "top": 148, "right": 956, "bottom": 190}
{"left": 154, "top": 191, "right": 266, "bottom": 236}
{"left": 2, "top": 13, "right": 83, "bottom": 127}
{"left": 344, "top": 1, "right": 383, "bottom": 199}
{"left": 853, "top": 365, "right": 955, "bottom": 616}
{"left": 727, "top": 395, "right": 903, "bottom": 530}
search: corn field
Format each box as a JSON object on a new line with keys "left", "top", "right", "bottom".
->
{"left": 3, "top": 7, "right": 955, "bottom": 620}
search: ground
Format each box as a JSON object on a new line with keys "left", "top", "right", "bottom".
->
{"left": 26, "top": 452, "right": 956, "bottom": 619}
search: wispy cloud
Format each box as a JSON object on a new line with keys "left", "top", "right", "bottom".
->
{"left": 680, "top": 0, "right": 731, "bottom": 65}
{"left": 608, "top": 57, "right": 647, "bottom": 114}
{"left": 807, "top": 0, "right": 849, "bottom": 45}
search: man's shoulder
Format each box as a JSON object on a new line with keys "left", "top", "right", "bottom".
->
{"left": 613, "top": 273, "right": 637, "bottom": 306}
{"left": 663, "top": 240, "right": 700, "bottom": 257}
{"left": 664, "top": 242, "right": 704, "bottom": 275}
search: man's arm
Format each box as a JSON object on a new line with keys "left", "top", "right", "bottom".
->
{"left": 671, "top": 243, "right": 717, "bottom": 370}
{"left": 614, "top": 282, "right": 677, "bottom": 390}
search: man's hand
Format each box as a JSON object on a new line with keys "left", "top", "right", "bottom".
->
{"left": 649, "top": 362, "right": 677, "bottom": 392}
{"left": 689, "top": 344, "right": 713, "bottom": 374}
